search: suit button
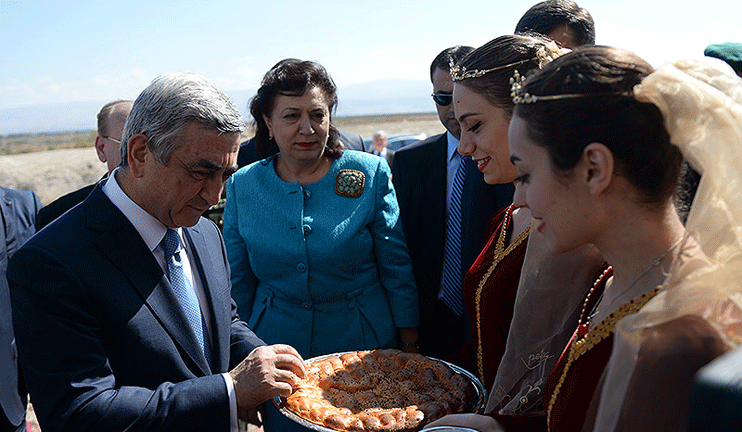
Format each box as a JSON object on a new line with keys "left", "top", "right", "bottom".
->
{"left": 297, "top": 263, "right": 306, "bottom": 272}
{"left": 303, "top": 224, "right": 312, "bottom": 235}
{"left": 302, "top": 303, "right": 311, "bottom": 310}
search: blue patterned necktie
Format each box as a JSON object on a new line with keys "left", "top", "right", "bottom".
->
{"left": 441, "top": 153, "right": 467, "bottom": 316}
{"left": 161, "top": 229, "right": 211, "bottom": 363}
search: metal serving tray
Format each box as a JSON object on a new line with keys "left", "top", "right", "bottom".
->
{"left": 272, "top": 351, "right": 487, "bottom": 432}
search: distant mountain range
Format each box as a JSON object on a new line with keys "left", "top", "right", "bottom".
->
{"left": 0, "top": 79, "right": 436, "bottom": 136}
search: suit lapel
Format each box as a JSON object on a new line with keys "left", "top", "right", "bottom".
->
{"left": 183, "top": 224, "right": 228, "bottom": 373}
{"left": 1, "top": 189, "right": 19, "bottom": 258}
{"left": 459, "top": 157, "right": 515, "bottom": 270}
{"left": 0, "top": 189, "right": 7, "bottom": 264}
{"left": 433, "top": 134, "right": 449, "bottom": 241}
{"left": 84, "top": 185, "right": 211, "bottom": 375}
{"left": 461, "top": 155, "right": 481, "bottom": 220}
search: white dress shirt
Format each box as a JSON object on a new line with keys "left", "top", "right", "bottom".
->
{"left": 372, "top": 147, "right": 389, "bottom": 159}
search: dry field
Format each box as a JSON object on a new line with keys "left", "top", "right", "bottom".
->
{"left": 0, "top": 113, "right": 444, "bottom": 205}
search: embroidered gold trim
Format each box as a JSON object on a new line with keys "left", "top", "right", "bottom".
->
{"left": 474, "top": 205, "right": 531, "bottom": 384}
{"left": 546, "top": 269, "right": 661, "bottom": 430}
{"left": 335, "top": 169, "right": 365, "bottom": 198}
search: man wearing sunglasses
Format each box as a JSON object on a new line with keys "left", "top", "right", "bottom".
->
{"left": 36, "top": 100, "right": 133, "bottom": 230}
{"left": 392, "top": 46, "right": 513, "bottom": 361}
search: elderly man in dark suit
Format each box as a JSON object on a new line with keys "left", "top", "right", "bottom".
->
{"left": 1, "top": 186, "right": 41, "bottom": 432}
{"left": 9, "top": 72, "right": 305, "bottom": 432}
{"left": 369, "top": 130, "right": 394, "bottom": 168}
{"left": 392, "top": 47, "right": 513, "bottom": 360}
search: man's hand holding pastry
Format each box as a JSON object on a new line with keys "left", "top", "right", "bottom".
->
{"left": 230, "top": 344, "right": 306, "bottom": 420}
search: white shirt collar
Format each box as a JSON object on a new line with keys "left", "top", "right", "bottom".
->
{"left": 102, "top": 167, "right": 175, "bottom": 253}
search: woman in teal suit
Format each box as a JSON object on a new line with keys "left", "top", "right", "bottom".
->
{"left": 223, "top": 59, "right": 419, "bottom": 361}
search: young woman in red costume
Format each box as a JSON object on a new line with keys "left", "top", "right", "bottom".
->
{"left": 506, "top": 45, "right": 742, "bottom": 432}
{"left": 427, "top": 35, "right": 605, "bottom": 431}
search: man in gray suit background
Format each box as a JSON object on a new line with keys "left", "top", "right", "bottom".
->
{"left": 1, "top": 186, "right": 41, "bottom": 432}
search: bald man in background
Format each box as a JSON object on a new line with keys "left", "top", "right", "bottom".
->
{"left": 36, "top": 100, "right": 132, "bottom": 230}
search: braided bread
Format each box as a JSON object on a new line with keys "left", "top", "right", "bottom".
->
{"left": 283, "top": 349, "right": 477, "bottom": 431}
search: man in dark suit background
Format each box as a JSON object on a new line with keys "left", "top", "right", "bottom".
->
{"left": 369, "top": 130, "right": 394, "bottom": 168}
{"left": 515, "top": 0, "right": 595, "bottom": 49}
{"left": 36, "top": 99, "right": 133, "bottom": 230}
{"left": 1, "top": 186, "right": 41, "bottom": 432}
{"left": 9, "top": 72, "right": 304, "bottom": 432}
{"left": 392, "top": 46, "right": 513, "bottom": 360}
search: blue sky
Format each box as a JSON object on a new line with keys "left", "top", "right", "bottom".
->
{"left": 1, "top": 0, "right": 741, "bottom": 111}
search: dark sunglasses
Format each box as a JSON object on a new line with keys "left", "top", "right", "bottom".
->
{"left": 431, "top": 93, "right": 453, "bottom": 106}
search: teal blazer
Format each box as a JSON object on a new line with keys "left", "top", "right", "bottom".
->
{"left": 223, "top": 150, "right": 419, "bottom": 358}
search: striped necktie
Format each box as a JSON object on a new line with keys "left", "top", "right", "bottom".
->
{"left": 161, "top": 229, "right": 211, "bottom": 363}
{"left": 441, "top": 153, "right": 467, "bottom": 316}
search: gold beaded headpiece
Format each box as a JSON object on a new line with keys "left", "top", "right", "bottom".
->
{"left": 450, "top": 42, "right": 570, "bottom": 83}
{"left": 510, "top": 69, "right": 633, "bottom": 104}
{"left": 450, "top": 58, "right": 532, "bottom": 82}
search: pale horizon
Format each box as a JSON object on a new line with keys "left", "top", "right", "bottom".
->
{"left": 2, "top": 0, "right": 740, "bottom": 112}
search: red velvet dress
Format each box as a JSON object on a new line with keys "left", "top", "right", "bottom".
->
{"left": 457, "top": 206, "right": 547, "bottom": 430}
{"left": 544, "top": 267, "right": 663, "bottom": 432}
{"left": 461, "top": 205, "right": 530, "bottom": 391}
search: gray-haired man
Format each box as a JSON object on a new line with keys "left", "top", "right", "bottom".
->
{"left": 9, "top": 72, "right": 305, "bottom": 432}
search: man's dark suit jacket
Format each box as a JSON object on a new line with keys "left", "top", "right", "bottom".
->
{"left": 8, "top": 184, "right": 265, "bottom": 432}
{"left": 35, "top": 183, "right": 96, "bottom": 230}
{"left": 392, "top": 133, "right": 514, "bottom": 360}
{"left": 1, "top": 187, "right": 41, "bottom": 431}
{"left": 237, "top": 130, "right": 367, "bottom": 168}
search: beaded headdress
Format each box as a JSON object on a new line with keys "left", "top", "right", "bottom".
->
{"left": 450, "top": 42, "right": 568, "bottom": 83}
{"left": 451, "top": 58, "right": 532, "bottom": 82}
{"left": 510, "top": 69, "right": 633, "bottom": 104}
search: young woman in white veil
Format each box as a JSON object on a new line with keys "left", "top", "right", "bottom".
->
{"left": 503, "top": 45, "right": 742, "bottom": 432}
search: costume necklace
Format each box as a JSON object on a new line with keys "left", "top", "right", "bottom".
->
{"left": 588, "top": 232, "right": 689, "bottom": 323}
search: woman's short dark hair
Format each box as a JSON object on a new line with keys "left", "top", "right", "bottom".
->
{"left": 513, "top": 45, "right": 683, "bottom": 205}
{"left": 455, "top": 34, "right": 562, "bottom": 117}
{"left": 250, "top": 58, "right": 341, "bottom": 159}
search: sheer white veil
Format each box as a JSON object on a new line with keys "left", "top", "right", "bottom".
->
{"left": 593, "top": 57, "right": 742, "bottom": 431}
{"left": 486, "top": 230, "right": 604, "bottom": 415}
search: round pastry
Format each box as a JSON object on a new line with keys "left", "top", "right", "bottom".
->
{"left": 283, "top": 349, "right": 477, "bottom": 432}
